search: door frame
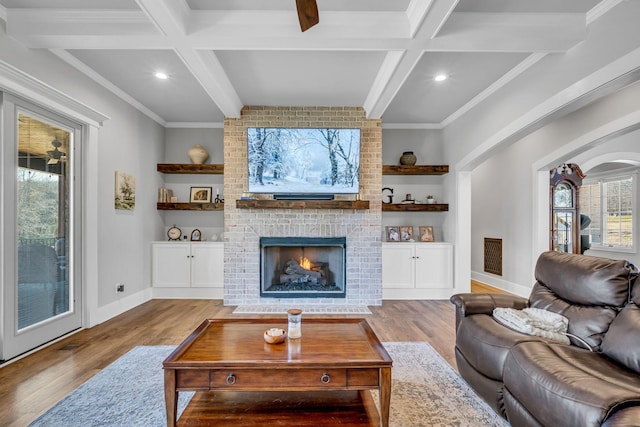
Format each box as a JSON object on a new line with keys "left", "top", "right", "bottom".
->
{"left": 0, "top": 62, "right": 108, "bottom": 361}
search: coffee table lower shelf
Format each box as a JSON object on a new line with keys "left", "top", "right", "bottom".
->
{"left": 176, "top": 390, "right": 380, "bottom": 426}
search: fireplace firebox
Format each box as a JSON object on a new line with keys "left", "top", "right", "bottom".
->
{"left": 260, "top": 237, "right": 346, "bottom": 298}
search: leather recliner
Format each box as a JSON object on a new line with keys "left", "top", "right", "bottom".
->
{"left": 451, "top": 251, "right": 640, "bottom": 426}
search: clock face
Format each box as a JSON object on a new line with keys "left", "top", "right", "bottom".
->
{"left": 167, "top": 226, "right": 181, "bottom": 240}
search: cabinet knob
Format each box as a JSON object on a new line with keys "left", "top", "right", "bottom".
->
{"left": 226, "top": 373, "right": 236, "bottom": 385}
{"left": 320, "top": 372, "right": 331, "bottom": 384}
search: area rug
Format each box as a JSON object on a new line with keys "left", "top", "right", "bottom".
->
{"left": 30, "top": 342, "right": 507, "bottom": 427}
{"left": 232, "top": 304, "right": 372, "bottom": 314}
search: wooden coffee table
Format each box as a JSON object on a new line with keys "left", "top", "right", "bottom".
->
{"left": 163, "top": 318, "right": 392, "bottom": 427}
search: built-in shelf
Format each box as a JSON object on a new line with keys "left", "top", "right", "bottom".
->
{"left": 382, "top": 165, "right": 448, "bottom": 175}
{"left": 382, "top": 203, "right": 448, "bottom": 212}
{"left": 157, "top": 202, "right": 224, "bottom": 211}
{"left": 157, "top": 164, "right": 224, "bottom": 174}
{"left": 236, "top": 199, "right": 370, "bottom": 210}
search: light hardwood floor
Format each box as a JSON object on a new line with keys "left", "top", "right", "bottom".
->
{"left": 0, "top": 287, "right": 513, "bottom": 426}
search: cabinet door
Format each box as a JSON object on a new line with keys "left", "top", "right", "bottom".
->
{"left": 152, "top": 243, "right": 190, "bottom": 287}
{"left": 382, "top": 244, "right": 415, "bottom": 289}
{"left": 414, "top": 244, "right": 453, "bottom": 289}
{"left": 191, "top": 243, "right": 224, "bottom": 288}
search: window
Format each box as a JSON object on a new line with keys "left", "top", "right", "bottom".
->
{"left": 580, "top": 173, "right": 635, "bottom": 250}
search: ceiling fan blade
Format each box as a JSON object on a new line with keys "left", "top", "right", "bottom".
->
{"left": 296, "top": 0, "right": 319, "bottom": 32}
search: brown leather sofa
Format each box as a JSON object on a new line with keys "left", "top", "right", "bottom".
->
{"left": 450, "top": 251, "right": 640, "bottom": 426}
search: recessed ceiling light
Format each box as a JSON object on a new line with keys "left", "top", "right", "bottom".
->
{"left": 155, "top": 72, "right": 168, "bottom": 80}
{"left": 434, "top": 74, "right": 448, "bottom": 82}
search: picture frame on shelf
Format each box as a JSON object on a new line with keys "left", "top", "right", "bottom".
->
{"left": 385, "top": 226, "right": 400, "bottom": 242}
{"left": 190, "top": 229, "right": 201, "bottom": 241}
{"left": 419, "top": 226, "right": 435, "bottom": 242}
{"left": 399, "top": 226, "right": 414, "bottom": 241}
{"left": 189, "top": 187, "right": 212, "bottom": 203}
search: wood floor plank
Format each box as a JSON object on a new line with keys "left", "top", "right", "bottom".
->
{"left": 0, "top": 299, "right": 457, "bottom": 426}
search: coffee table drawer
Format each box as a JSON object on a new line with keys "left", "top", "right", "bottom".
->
{"left": 210, "top": 369, "right": 348, "bottom": 389}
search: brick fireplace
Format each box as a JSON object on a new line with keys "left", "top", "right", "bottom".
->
{"left": 223, "top": 106, "right": 382, "bottom": 307}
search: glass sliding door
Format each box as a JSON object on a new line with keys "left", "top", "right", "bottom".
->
{"left": 1, "top": 95, "right": 82, "bottom": 361}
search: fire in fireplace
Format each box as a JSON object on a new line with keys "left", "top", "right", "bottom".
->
{"left": 260, "top": 237, "right": 346, "bottom": 298}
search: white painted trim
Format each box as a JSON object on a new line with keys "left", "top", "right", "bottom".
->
{"left": 382, "top": 122, "right": 442, "bottom": 130}
{"left": 471, "top": 271, "right": 531, "bottom": 298}
{"left": 0, "top": 4, "right": 7, "bottom": 22}
{"left": 93, "top": 288, "right": 153, "bottom": 326}
{"left": 581, "top": 151, "right": 640, "bottom": 172}
{"left": 455, "top": 171, "right": 471, "bottom": 293}
{"left": 83, "top": 125, "right": 100, "bottom": 328}
{"left": 406, "top": 0, "right": 434, "bottom": 38}
{"left": 152, "top": 287, "right": 224, "bottom": 299}
{"left": 165, "top": 122, "right": 224, "bottom": 129}
{"left": 363, "top": 50, "right": 405, "bottom": 119}
{"left": 587, "top": 0, "right": 625, "bottom": 25}
{"left": 0, "top": 60, "right": 109, "bottom": 126}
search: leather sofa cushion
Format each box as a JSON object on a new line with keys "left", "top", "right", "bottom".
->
{"left": 601, "top": 302, "right": 640, "bottom": 374}
{"left": 456, "top": 314, "right": 542, "bottom": 380}
{"left": 534, "top": 251, "right": 632, "bottom": 307}
{"left": 504, "top": 342, "right": 640, "bottom": 427}
{"left": 529, "top": 282, "right": 618, "bottom": 351}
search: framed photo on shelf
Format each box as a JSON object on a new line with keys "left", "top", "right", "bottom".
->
{"left": 385, "top": 226, "right": 400, "bottom": 242}
{"left": 189, "top": 187, "right": 212, "bottom": 203}
{"left": 419, "top": 226, "right": 435, "bottom": 242}
{"left": 190, "top": 229, "right": 202, "bottom": 241}
{"left": 399, "top": 226, "right": 414, "bottom": 241}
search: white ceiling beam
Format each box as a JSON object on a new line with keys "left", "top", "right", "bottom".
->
{"left": 364, "top": 0, "right": 459, "bottom": 119}
{"left": 134, "top": 0, "right": 242, "bottom": 117}
{"left": 6, "top": 8, "right": 586, "bottom": 53}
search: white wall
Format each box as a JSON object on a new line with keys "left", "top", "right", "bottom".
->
{"left": 0, "top": 27, "right": 165, "bottom": 323}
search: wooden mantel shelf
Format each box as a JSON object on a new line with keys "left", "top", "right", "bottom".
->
{"left": 236, "top": 199, "right": 370, "bottom": 210}
{"left": 157, "top": 202, "right": 224, "bottom": 211}
{"left": 382, "top": 165, "right": 448, "bottom": 175}
{"left": 157, "top": 164, "right": 224, "bottom": 174}
{"left": 382, "top": 203, "right": 448, "bottom": 212}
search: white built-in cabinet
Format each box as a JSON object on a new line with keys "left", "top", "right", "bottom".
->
{"left": 382, "top": 242, "right": 453, "bottom": 299}
{"left": 152, "top": 242, "right": 224, "bottom": 291}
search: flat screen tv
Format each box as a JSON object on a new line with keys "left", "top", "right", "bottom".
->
{"left": 247, "top": 128, "right": 360, "bottom": 195}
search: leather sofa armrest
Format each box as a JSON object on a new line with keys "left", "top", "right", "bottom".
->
{"left": 450, "top": 293, "right": 529, "bottom": 331}
{"left": 602, "top": 406, "right": 640, "bottom": 427}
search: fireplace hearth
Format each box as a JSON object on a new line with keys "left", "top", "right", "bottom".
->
{"left": 260, "top": 237, "right": 346, "bottom": 298}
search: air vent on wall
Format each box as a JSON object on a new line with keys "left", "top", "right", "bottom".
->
{"left": 484, "top": 238, "right": 502, "bottom": 276}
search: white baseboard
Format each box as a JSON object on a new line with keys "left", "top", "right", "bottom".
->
{"left": 382, "top": 288, "right": 456, "bottom": 300}
{"left": 152, "top": 287, "right": 224, "bottom": 299}
{"left": 93, "top": 287, "right": 153, "bottom": 326}
{"left": 471, "top": 271, "right": 531, "bottom": 298}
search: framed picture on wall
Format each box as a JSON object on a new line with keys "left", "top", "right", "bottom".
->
{"left": 419, "top": 226, "right": 435, "bottom": 242}
{"left": 190, "top": 187, "right": 212, "bottom": 203}
{"left": 385, "top": 226, "right": 400, "bottom": 242}
{"left": 399, "top": 226, "right": 414, "bottom": 241}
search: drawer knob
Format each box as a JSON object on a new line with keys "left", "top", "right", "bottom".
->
{"left": 226, "top": 373, "right": 236, "bottom": 385}
{"left": 320, "top": 372, "right": 331, "bottom": 384}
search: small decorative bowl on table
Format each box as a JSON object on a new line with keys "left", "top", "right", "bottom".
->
{"left": 264, "top": 328, "right": 287, "bottom": 344}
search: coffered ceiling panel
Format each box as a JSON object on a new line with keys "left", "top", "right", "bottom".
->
{"left": 215, "top": 50, "right": 386, "bottom": 107}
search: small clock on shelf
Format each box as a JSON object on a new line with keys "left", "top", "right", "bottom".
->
{"left": 167, "top": 225, "right": 182, "bottom": 241}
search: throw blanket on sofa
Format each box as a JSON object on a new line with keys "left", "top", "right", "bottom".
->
{"left": 493, "top": 307, "right": 570, "bottom": 344}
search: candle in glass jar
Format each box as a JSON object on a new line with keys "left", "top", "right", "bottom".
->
{"left": 287, "top": 308, "right": 302, "bottom": 339}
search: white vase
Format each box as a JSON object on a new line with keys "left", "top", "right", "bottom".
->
{"left": 188, "top": 144, "right": 209, "bottom": 164}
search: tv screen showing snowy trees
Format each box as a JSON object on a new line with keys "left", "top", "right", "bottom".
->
{"left": 247, "top": 128, "right": 361, "bottom": 194}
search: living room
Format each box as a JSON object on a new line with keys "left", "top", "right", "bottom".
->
{"left": 1, "top": 0, "right": 640, "bottom": 425}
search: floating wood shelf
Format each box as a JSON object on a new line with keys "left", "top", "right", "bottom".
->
{"left": 382, "top": 165, "right": 449, "bottom": 175}
{"left": 157, "top": 164, "right": 224, "bottom": 174}
{"left": 236, "top": 199, "right": 370, "bottom": 210}
{"left": 157, "top": 202, "right": 224, "bottom": 211}
{"left": 382, "top": 203, "right": 448, "bottom": 212}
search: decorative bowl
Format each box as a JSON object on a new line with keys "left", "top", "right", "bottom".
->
{"left": 264, "top": 328, "right": 287, "bottom": 344}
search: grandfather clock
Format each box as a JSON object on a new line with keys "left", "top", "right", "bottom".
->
{"left": 550, "top": 163, "right": 585, "bottom": 253}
